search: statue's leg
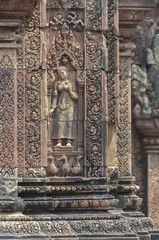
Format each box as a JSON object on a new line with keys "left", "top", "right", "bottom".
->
{"left": 56, "top": 120, "right": 63, "bottom": 146}
{"left": 66, "top": 120, "right": 72, "bottom": 147}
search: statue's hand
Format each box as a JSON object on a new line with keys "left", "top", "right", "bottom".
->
{"left": 73, "top": 93, "right": 78, "bottom": 100}
{"left": 48, "top": 108, "right": 55, "bottom": 117}
{"left": 68, "top": 86, "right": 78, "bottom": 100}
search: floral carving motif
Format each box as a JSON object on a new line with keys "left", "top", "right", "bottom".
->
{"left": 104, "top": 0, "right": 118, "bottom": 123}
{"left": 86, "top": 33, "right": 103, "bottom": 177}
{"left": 25, "top": 4, "right": 40, "bottom": 70}
{"left": 117, "top": 57, "right": 130, "bottom": 176}
{"left": 17, "top": 71, "right": 25, "bottom": 170}
{"left": 24, "top": 2, "right": 41, "bottom": 169}
{"left": 86, "top": 0, "right": 102, "bottom": 31}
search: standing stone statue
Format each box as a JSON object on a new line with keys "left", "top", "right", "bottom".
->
{"left": 49, "top": 66, "right": 78, "bottom": 147}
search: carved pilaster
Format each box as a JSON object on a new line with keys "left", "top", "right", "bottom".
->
{"left": 118, "top": 0, "right": 155, "bottom": 177}
{"left": 117, "top": 0, "right": 156, "bottom": 212}
{"left": 0, "top": 13, "right": 25, "bottom": 213}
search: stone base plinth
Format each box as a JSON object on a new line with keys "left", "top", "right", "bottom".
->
{"left": 0, "top": 211, "right": 158, "bottom": 240}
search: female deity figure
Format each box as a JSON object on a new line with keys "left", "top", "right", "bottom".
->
{"left": 49, "top": 66, "right": 78, "bottom": 147}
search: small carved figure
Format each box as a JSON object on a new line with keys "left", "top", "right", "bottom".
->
{"left": 132, "top": 64, "right": 152, "bottom": 117}
{"left": 48, "top": 12, "right": 84, "bottom": 32}
{"left": 49, "top": 66, "right": 78, "bottom": 147}
{"left": 70, "top": 156, "right": 82, "bottom": 176}
{"left": 57, "top": 155, "right": 70, "bottom": 177}
{"left": 47, "top": 156, "right": 58, "bottom": 176}
{"left": 66, "top": 12, "right": 84, "bottom": 31}
{"left": 49, "top": 13, "right": 64, "bottom": 30}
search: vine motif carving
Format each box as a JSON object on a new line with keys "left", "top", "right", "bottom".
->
{"left": 17, "top": 71, "right": 25, "bottom": 170}
{"left": 25, "top": 3, "right": 40, "bottom": 70}
{"left": 86, "top": 32, "right": 102, "bottom": 71}
{"left": 47, "top": 0, "right": 84, "bottom": 9}
{"left": 24, "top": 2, "right": 41, "bottom": 169}
{"left": 86, "top": 33, "right": 102, "bottom": 177}
{"left": 117, "top": 57, "right": 130, "bottom": 176}
{"left": 0, "top": 68, "right": 14, "bottom": 168}
{"left": 16, "top": 28, "right": 25, "bottom": 173}
{"left": 104, "top": 0, "right": 117, "bottom": 123}
{"left": 86, "top": 0, "right": 102, "bottom": 31}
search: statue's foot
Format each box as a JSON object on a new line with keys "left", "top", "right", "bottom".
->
{"left": 56, "top": 142, "right": 62, "bottom": 147}
{"left": 66, "top": 143, "right": 72, "bottom": 147}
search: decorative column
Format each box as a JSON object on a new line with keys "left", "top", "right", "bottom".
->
{"left": 117, "top": 0, "right": 156, "bottom": 212}
{"left": 0, "top": 0, "right": 40, "bottom": 213}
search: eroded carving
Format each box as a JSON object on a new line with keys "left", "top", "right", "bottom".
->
{"left": 47, "top": 0, "right": 84, "bottom": 9}
{"left": 49, "top": 12, "right": 84, "bottom": 31}
{"left": 47, "top": 155, "right": 83, "bottom": 177}
{"left": 132, "top": 64, "right": 152, "bottom": 118}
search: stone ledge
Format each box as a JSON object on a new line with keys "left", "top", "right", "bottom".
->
{"left": 0, "top": 212, "right": 157, "bottom": 240}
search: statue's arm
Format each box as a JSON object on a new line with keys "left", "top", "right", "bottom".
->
{"left": 68, "top": 83, "right": 78, "bottom": 100}
{"left": 48, "top": 83, "right": 58, "bottom": 116}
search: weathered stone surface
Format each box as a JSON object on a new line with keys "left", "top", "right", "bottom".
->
{"left": 132, "top": 2, "right": 159, "bottom": 228}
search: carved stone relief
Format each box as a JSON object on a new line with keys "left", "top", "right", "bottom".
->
{"left": 85, "top": 32, "right": 103, "bottom": 177}
{"left": 132, "top": 16, "right": 159, "bottom": 118}
{"left": 0, "top": 68, "right": 14, "bottom": 168}
{"left": 0, "top": 50, "right": 15, "bottom": 169}
{"left": 48, "top": 12, "right": 84, "bottom": 32}
{"left": 86, "top": 0, "right": 102, "bottom": 31}
{"left": 47, "top": 0, "right": 84, "bottom": 9}
{"left": 117, "top": 57, "right": 131, "bottom": 176}
{"left": 46, "top": 3, "right": 84, "bottom": 177}
{"left": 104, "top": 0, "right": 118, "bottom": 123}
{"left": 48, "top": 66, "right": 78, "bottom": 148}
{"left": 132, "top": 64, "right": 152, "bottom": 118}
{"left": 24, "top": 3, "right": 41, "bottom": 170}
{"left": 132, "top": 5, "right": 159, "bottom": 219}
{"left": 148, "top": 153, "right": 159, "bottom": 229}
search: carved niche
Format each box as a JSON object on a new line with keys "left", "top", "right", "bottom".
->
{"left": 46, "top": 8, "right": 84, "bottom": 177}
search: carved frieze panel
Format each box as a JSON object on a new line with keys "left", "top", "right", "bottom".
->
{"left": 47, "top": 0, "right": 84, "bottom": 9}
{"left": 48, "top": 12, "right": 84, "bottom": 32}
